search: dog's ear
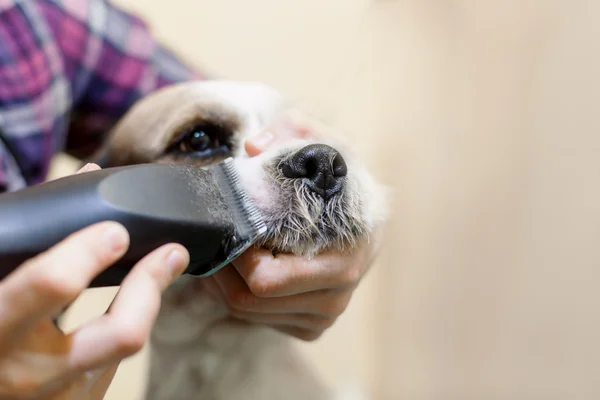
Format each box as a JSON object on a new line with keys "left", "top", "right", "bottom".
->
{"left": 86, "top": 112, "right": 155, "bottom": 168}
{"left": 86, "top": 136, "right": 145, "bottom": 168}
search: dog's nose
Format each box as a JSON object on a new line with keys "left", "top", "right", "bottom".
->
{"left": 280, "top": 144, "right": 347, "bottom": 198}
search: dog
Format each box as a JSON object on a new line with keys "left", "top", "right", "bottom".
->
{"left": 93, "top": 80, "right": 388, "bottom": 400}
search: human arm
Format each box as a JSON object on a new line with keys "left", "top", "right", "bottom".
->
{"left": 39, "top": 0, "right": 207, "bottom": 160}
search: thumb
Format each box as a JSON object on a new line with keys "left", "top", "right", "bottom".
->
{"left": 245, "top": 131, "right": 276, "bottom": 157}
{"left": 76, "top": 163, "right": 101, "bottom": 174}
{"left": 245, "top": 111, "right": 315, "bottom": 157}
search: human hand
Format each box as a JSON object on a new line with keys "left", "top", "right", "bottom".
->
{"left": 197, "top": 111, "right": 383, "bottom": 341}
{"left": 0, "top": 164, "right": 190, "bottom": 399}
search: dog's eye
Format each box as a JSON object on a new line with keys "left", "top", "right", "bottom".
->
{"left": 168, "top": 123, "right": 231, "bottom": 158}
{"left": 180, "top": 130, "right": 212, "bottom": 152}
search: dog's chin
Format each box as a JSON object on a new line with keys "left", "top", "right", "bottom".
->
{"left": 232, "top": 148, "right": 370, "bottom": 259}
{"left": 253, "top": 190, "right": 368, "bottom": 259}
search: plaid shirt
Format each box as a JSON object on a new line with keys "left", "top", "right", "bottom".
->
{"left": 0, "top": 0, "right": 203, "bottom": 193}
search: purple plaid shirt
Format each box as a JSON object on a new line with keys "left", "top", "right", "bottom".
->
{"left": 0, "top": 0, "right": 203, "bottom": 193}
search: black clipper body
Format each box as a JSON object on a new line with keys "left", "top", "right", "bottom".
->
{"left": 0, "top": 160, "right": 266, "bottom": 287}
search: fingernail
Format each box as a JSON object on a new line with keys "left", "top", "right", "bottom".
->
{"left": 78, "top": 163, "right": 92, "bottom": 173}
{"left": 104, "top": 224, "right": 128, "bottom": 252}
{"left": 166, "top": 249, "right": 188, "bottom": 278}
{"left": 250, "top": 131, "right": 275, "bottom": 150}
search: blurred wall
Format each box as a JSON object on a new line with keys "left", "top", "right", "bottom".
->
{"left": 54, "top": 0, "right": 600, "bottom": 399}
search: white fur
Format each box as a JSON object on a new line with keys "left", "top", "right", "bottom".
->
{"left": 186, "top": 80, "right": 288, "bottom": 157}
{"left": 104, "top": 80, "right": 387, "bottom": 400}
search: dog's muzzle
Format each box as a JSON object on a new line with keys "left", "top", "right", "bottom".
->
{"left": 280, "top": 144, "right": 347, "bottom": 199}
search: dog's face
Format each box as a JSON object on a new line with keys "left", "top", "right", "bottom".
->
{"left": 97, "top": 80, "right": 387, "bottom": 258}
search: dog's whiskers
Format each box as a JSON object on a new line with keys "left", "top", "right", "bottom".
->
{"left": 255, "top": 163, "right": 369, "bottom": 259}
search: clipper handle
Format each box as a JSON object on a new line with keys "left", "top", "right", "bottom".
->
{"left": 0, "top": 165, "right": 232, "bottom": 287}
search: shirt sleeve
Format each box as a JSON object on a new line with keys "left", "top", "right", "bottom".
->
{"left": 40, "top": 0, "right": 207, "bottom": 159}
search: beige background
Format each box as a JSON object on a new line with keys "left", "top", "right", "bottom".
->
{"left": 51, "top": 0, "right": 600, "bottom": 399}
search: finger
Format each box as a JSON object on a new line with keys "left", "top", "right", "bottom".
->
{"left": 67, "top": 243, "right": 189, "bottom": 372}
{"left": 85, "top": 363, "right": 120, "bottom": 400}
{"left": 39, "top": 363, "right": 119, "bottom": 400}
{"left": 270, "top": 325, "right": 323, "bottom": 342}
{"left": 245, "top": 112, "right": 314, "bottom": 156}
{"left": 75, "top": 163, "right": 101, "bottom": 174}
{"left": 197, "top": 275, "right": 228, "bottom": 304}
{"left": 232, "top": 247, "right": 364, "bottom": 297}
{"left": 211, "top": 265, "right": 353, "bottom": 316}
{"left": 244, "top": 131, "right": 276, "bottom": 157}
{"left": 44, "top": 164, "right": 102, "bottom": 327}
{"left": 229, "top": 309, "right": 335, "bottom": 332}
{"left": 0, "top": 222, "right": 130, "bottom": 338}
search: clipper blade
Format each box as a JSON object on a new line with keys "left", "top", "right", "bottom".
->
{"left": 206, "top": 157, "right": 267, "bottom": 275}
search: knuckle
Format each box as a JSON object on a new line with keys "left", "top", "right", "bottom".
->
{"left": 246, "top": 278, "right": 273, "bottom": 297}
{"left": 113, "top": 326, "right": 148, "bottom": 356}
{"left": 67, "top": 224, "right": 123, "bottom": 268}
{"left": 228, "top": 308, "right": 248, "bottom": 321}
{"left": 320, "top": 296, "right": 350, "bottom": 317}
{"left": 340, "top": 267, "right": 361, "bottom": 288}
{"left": 300, "top": 315, "right": 336, "bottom": 333}
{"left": 296, "top": 329, "right": 322, "bottom": 342}
{"left": 313, "top": 316, "right": 336, "bottom": 331}
{"left": 31, "top": 268, "right": 81, "bottom": 302}
{"left": 226, "top": 288, "right": 256, "bottom": 311}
